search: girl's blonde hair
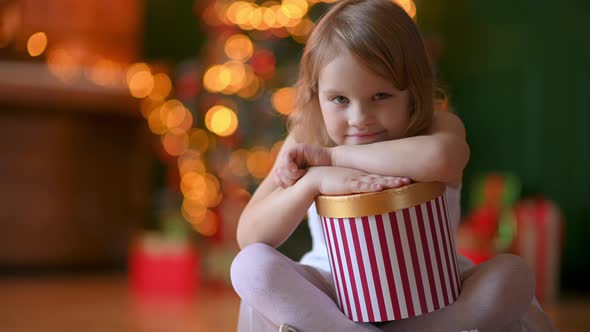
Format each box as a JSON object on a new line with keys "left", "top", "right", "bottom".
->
{"left": 288, "top": 0, "right": 437, "bottom": 146}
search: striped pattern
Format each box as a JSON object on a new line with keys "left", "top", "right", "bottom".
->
{"left": 320, "top": 195, "right": 461, "bottom": 322}
{"left": 513, "top": 199, "right": 563, "bottom": 304}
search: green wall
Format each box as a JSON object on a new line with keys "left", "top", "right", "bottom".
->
{"left": 421, "top": 0, "right": 590, "bottom": 291}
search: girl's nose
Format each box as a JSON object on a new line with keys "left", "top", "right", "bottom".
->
{"left": 348, "top": 104, "right": 372, "bottom": 128}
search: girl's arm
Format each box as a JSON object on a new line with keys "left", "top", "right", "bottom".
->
{"left": 237, "top": 134, "right": 316, "bottom": 249}
{"left": 332, "top": 111, "right": 470, "bottom": 187}
{"left": 276, "top": 111, "right": 469, "bottom": 188}
{"left": 237, "top": 134, "right": 405, "bottom": 249}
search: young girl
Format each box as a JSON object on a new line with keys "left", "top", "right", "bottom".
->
{"left": 231, "top": 1, "right": 554, "bottom": 331}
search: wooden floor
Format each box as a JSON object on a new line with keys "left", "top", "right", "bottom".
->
{"left": 0, "top": 274, "right": 587, "bottom": 332}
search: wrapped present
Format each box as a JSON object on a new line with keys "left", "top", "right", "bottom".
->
{"left": 315, "top": 182, "right": 461, "bottom": 323}
{"left": 512, "top": 198, "right": 563, "bottom": 305}
{"left": 129, "top": 233, "right": 200, "bottom": 298}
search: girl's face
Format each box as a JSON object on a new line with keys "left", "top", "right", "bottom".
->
{"left": 318, "top": 53, "right": 410, "bottom": 145}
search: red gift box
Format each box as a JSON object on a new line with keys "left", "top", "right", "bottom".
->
{"left": 512, "top": 198, "right": 563, "bottom": 304}
{"left": 129, "top": 234, "right": 200, "bottom": 298}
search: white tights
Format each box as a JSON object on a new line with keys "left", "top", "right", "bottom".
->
{"left": 231, "top": 243, "right": 555, "bottom": 332}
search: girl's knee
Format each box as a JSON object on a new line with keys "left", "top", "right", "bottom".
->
{"left": 461, "top": 254, "right": 535, "bottom": 324}
{"left": 230, "top": 243, "right": 286, "bottom": 295}
{"left": 493, "top": 254, "right": 535, "bottom": 290}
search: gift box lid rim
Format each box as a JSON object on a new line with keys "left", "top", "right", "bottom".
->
{"left": 315, "top": 182, "right": 445, "bottom": 218}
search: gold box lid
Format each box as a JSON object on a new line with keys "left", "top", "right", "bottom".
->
{"left": 315, "top": 182, "right": 445, "bottom": 218}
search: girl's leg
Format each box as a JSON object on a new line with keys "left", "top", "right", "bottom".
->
{"left": 518, "top": 298, "right": 556, "bottom": 332}
{"left": 236, "top": 300, "right": 277, "bottom": 332}
{"left": 231, "top": 243, "right": 382, "bottom": 332}
{"left": 379, "top": 254, "right": 535, "bottom": 332}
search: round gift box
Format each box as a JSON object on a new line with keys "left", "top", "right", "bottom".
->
{"left": 315, "top": 182, "right": 461, "bottom": 323}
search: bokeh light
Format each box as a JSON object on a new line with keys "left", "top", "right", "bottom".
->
{"left": 149, "top": 73, "right": 173, "bottom": 100}
{"left": 182, "top": 197, "right": 207, "bottom": 225}
{"left": 47, "top": 48, "right": 81, "bottom": 82}
{"left": 203, "top": 64, "right": 232, "bottom": 93}
{"left": 224, "top": 34, "right": 254, "bottom": 62}
{"left": 127, "top": 63, "right": 154, "bottom": 98}
{"left": 188, "top": 128, "right": 210, "bottom": 153}
{"left": 161, "top": 129, "right": 190, "bottom": 156}
{"left": 221, "top": 60, "right": 248, "bottom": 94}
{"left": 140, "top": 98, "right": 164, "bottom": 119}
{"left": 394, "top": 0, "right": 417, "bottom": 18}
{"left": 205, "top": 105, "right": 239, "bottom": 137}
{"left": 160, "top": 99, "right": 193, "bottom": 131}
{"left": 282, "top": 0, "right": 308, "bottom": 20}
{"left": 271, "top": 87, "right": 295, "bottom": 115}
{"left": 178, "top": 150, "right": 206, "bottom": 176}
{"left": 247, "top": 147, "right": 273, "bottom": 179}
{"left": 191, "top": 210, "right": 218, "bottom": 237}
{"left": 27, "top": 32, "right": 47, "bottom": 57}
{"left": 86, "top": 58, "right": 124, "bottom": 87}
{"left": 236, "top": 70, "right": 261, "bottom": 99}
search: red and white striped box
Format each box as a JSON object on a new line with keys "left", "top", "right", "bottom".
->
{"left": 315, "top": 182, "right": 461, "bottom": 323}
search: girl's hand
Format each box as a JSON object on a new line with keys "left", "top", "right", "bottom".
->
{"left": 307, "top": 166, "right": 411, "bottom": 196}
{"left": 273, "top": 144, "right": 332, "bottom": 188}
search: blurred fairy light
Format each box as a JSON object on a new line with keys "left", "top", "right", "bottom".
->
{"left": 271, "top": 87, "right": 295, "bottom": 115}
{"left": 247, "top": 147, "right": 273, "bottom": 179}
{"left": 126, "top": 62, "right": 150, "bottom": 84}
{"left": 224, "top": 34, "right": 254, "bottom": 62}
{"left": 178, "top": 148, "right": 223, "bottom": 236}
{"left": 161, "top": 99, "right": 193, "bottom": 131}
{"left": 180, "top": 171, "right": 222, "bottom": 208}
{"left": 221, "top": 61, "right": 248, "bottom": 94}
{"left": 287, "top": 17, "right": 313, "bottom": 43}
{"left": 86, "top": 58, "right": 125, "bottom": 87}
{"left": 161, "top": 128, "right": 190, "bottom": 156}
{"left": 393, "top": 0, "right": 417, "bottom": 18}
{"left": 236, "top": 69, "right": 261, "bottom": 99}
{"left": 205, "top": 105, "right": 239, "bottom": 137}
{"left": 203, "top": 64, "right": 231, "bottom": 93}
{"left": 126, "top": 63, "right": 154, "bottom": 98}
{"left": 182, "top": 197, "right": 207, "bottom": 224}
{"left": 128, "top": 71, "right": 154, "bottom": 98}
{"left": 27, "top": 32, "right": 47, "bottom": 57}
{"left": 146, "top": 99, "right": 193, "bottom": 135}
{"left": 149, "top": 73, "right": 173, "bottom": 100}
{"left": 193, "top": 210, "right": 219, "bottom": 237}
{"left": 188, "top": 128, "right": 210, "bottom": 153}
{"left": 224, "top": 0, "right": 309, "bottom": 31}
{"left": 46, "top": 48, "right": 81, "bottom": 83}
{"left": 178, "top": 150, "right": 206, "bottom": 176}
{"left": 282, "top": 0, "right": 308, "bottom": 19}
{"left": 140, "top": 99, "right": 163, "bottom": 119}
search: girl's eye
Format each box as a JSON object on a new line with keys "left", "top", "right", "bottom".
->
{"left": 331, "top": 96, "right": 349, "bottom": 104}
{"left": 373, "top": 92, "right": 392, "bottom": 101}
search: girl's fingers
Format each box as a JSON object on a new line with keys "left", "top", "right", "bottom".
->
{"left": 287, "top": 159, "right": 299, "bottom": 172}
{"left": 276, "top": 166, "right": 306, "bottom": 188}
{"left": 275, "top": 168, "right": 288, "bottom": 188}
{"left": 371, "top": 176, "right": 412, "bottom": 188}
{"left": 351, "top": 178, "right": 383, "bottom": 193}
